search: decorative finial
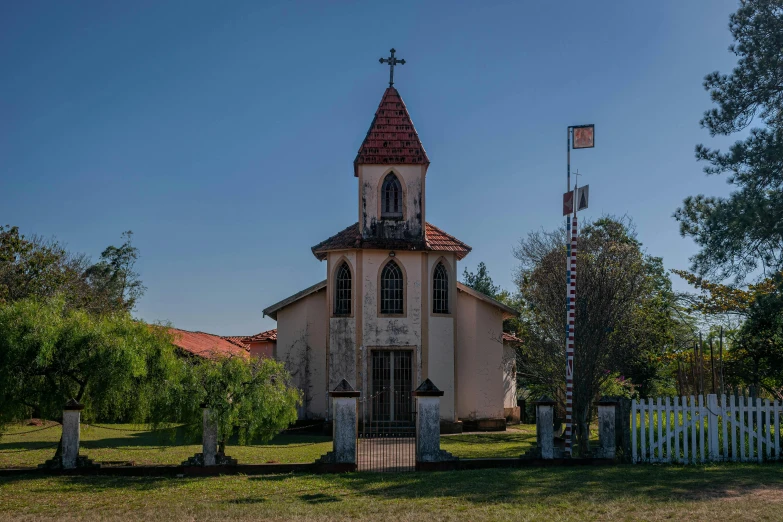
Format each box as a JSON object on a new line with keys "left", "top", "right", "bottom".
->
{"left": 379, "top": 48, "right": 406, "bottom": 87}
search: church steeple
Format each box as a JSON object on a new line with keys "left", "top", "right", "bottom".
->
{"left": 355, "top": 52, "right": 429, "bottom": 242}
{"left": 353, "top": 87, "right": 429, "bottom": 177}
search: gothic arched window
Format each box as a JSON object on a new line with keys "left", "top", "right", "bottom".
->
{"left": 380, "top": 260, "right": 404, "bottom": 314}
{"left": 381, "top": 173, "right": 403, "bottom": 218}
{"left": 433, "top": 262, "right": 449, "bottom": 314}
{"left": 334, "top": 262, "right": 352, "bottom": 315}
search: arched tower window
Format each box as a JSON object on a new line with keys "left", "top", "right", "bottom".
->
{"left": 380, "top": 260, "right": 404, "bottom": 314}
{"left": 334, "top": 262, "right": 352, "bottom": 315}
{"left": 433, "top": 262, "right": 449, "bottom": 314}
{"left": 381, "top": 173, "right": 403, "bottom": 218}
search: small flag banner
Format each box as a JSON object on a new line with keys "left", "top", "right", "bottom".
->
{"left": 563, "top": 191, "right": 574, "bottom": 216}
{"left": 577, "top": 185, "right": 589, "bottom": 211}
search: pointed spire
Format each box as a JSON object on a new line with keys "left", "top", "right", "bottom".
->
{"left": 354, "top": 87, "right": 429, "bottom": 176}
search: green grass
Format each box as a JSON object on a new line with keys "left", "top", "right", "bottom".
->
{"left": 0, "top": 422, "right": 332, "bottom": 468}
{"left": 1, "top": 422, "right": 539, "bottom": 468}
{"left": 441, "top": 424, "right": 537, "bottom": 458}
{"left": 1, "top": 464, "right": 783, "bottom": 520}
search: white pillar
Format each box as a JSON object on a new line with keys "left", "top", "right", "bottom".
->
{"left": 535, "top": 397, "right": 555, "bottom": 459}
{"left": 330, "top": 379, "right": 359, "bottom": 464}
{"left": 202, "top": 407, "right": 218, "bottom": 466}
{"left": 596, "top": 398, "right": 618, "bottom": 459}
{"left": 62, "top": 400, "right": 84, "bottom": 469}
{"left": 414, "top": 379, "right": 444, "bottom": 463}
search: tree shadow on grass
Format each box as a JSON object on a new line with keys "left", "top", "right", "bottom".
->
{"left": 327, "top": 464, "right": 783, "bottom": 505}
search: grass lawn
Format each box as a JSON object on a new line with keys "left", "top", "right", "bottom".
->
{"left": 1, "top": 464, "right": 783, "bottom": 521}
{"left": 0, "top": 422, "right": 332, "bottom": 468}
{"left": 0, "top": 423, "right": 538, "bottom": 468}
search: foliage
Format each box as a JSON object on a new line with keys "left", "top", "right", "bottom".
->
{"left": 0, "top": 226, "right": 145, "bottom": 315}
{"left": 462, "top": 261, "right": 501, "bottom": 298}
{"left": 83, "top": 231, "right": 146, "bottom": 314}
{"left": 0, "top": 296, "right": 180, "bottom": 431}
{"left": 178, "top": 355, "right": 301, "bottom": 448}
{"left": 674, "top": 0, "right": 783, "bottom": 283}
{"left": 0, "top": 226, "right": 89, "bottom": 307}
{"left": 513, "top": 216, "right": 683, "bottom": 453}
{"left": 724, "top": 274, "right": 783, "bottom": 396}
{"left": 671, "top": 269, "right": 780, "bottom": 316}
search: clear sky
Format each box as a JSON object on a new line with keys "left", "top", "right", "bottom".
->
{"left": 1, "top": 1, "right": 743, "bottom": 335}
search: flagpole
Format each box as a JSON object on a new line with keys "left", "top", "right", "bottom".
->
{"left": 564, "top": 126, "right": 574, "bottom": 457}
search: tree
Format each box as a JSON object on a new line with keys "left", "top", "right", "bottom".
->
{"left": 0, "top": 226, "right": 90, "bottom": 307}
{"left": 514, "top": 217, "right": 680, "bottom": 453}
{"left": 0, "top": 296, "right": 181, "bottom": 460}
{"left": 675, "top": 0, "right": 783, "bottom": 283}
{"left": 83, "top": 231, "right": 146, "bottom": 314}
{"left": 179, "top": 355, "right": 301, "bottom": 452}
{"left": 0, "top": 226, "right": 145, "bottom": 315}
{"left": 462, "top": 262, "right": 501, "bottom": 298}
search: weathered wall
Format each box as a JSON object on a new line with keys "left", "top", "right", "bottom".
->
{"left": 426, "top": 253, "right": 457, "bottom": 421}
{"left": 359, "top": 250, "right": 423, "bottom": 398}
{"left": 327, "top": 251, "right": 359, "bottom": 393}
{"left": 275, "top": 289, "right": 327, "bottom": 419}
{"left": 502, "top": 344, "right": 517, "bottom": 409}
{"left": 455, "top": 291, "right": 506, "bottom": 420}
{"left": 358, "top": 164, "right": 426, "bottom": 241}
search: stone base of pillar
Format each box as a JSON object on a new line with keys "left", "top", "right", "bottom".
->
{"left": 39, "top": 454, "right": 99, "bottom": 470}
{"left": 181, "top": 452, "right": 238, "bottom": 467}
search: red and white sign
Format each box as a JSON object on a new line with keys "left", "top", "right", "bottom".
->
{"left": 563, "top": 191, "right": 574, "bottom": 216}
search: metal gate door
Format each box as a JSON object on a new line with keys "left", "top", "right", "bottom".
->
{"left": 358, "top": 350, "right": 415, "bottom": 472}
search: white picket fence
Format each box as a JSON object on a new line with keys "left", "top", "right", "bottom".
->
{"left": 631, "top": 394, "right": 783, "bottom": 464}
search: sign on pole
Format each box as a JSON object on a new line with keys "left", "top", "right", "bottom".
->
{"left": 563, "top": 191, "right": 574, "bottom": 216}
{"left": 573, "top": 125, "right": 595, "bottom": 149}
{"left": 576, "top": 185, "right": 589, "bottom": 211}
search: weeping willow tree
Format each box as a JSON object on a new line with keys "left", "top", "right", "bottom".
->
{"left": 0, "top": 295, "right": 181, "bottom": 460}
{"left": 179, "top": 355, "right": 301, "bottom": 452}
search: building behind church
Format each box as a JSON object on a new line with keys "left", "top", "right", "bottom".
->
{"left": 263, "top": 83, "right": 520, "bottom": 432}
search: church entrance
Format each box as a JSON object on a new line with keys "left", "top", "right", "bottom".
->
{"left": 358, "top": 349, "right": 415, "bottom": 472}
{"left": 369, "top": 349, "right": 414, "bottom": 424}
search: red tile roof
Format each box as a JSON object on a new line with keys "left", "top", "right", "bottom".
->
{"left": 169, "top": 328, "right": 249, "bottom": 360}
{"left": 502, "top": 332, "right": 524, "bottom": 345}
{"left": 246, "top": 329, "right": 277, "bottom": 342}
{"left": 222, "top": 336, "right": 250, "bottom": 349}
{"left": 354, "top": 87, "right": 429, "bottom": 176}
{"left": 311, "top": 222, "right": 471, "bottom": 261}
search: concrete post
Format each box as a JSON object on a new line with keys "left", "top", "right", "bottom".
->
{"left": 596, "top": 397, "right": 619, "bottom": 459}
{"left": 535, "top": 396, "right": 556, "bottom": 459}
{"left": 329, "top": 379, "right": 360, "bottom": 464}
{"left": 413, "top": 379, "right": 445, "bottom": 463}
{"left": 62, "top": 399, "right": 84, "bottom": 470}
{"left": 202, "top": 407, "right": 218, "bottom": 466}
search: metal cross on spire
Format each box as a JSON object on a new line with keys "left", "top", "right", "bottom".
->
{"left": 379, "top": 48, "right": 405, "bottom": 87}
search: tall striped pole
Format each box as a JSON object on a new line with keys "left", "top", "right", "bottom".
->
{"left": 565, "top": 214, "right": 577, "bottom": 456}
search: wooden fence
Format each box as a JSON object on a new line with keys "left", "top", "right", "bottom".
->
{"left": 631, "top": 394, "right": 783, "bottom": 464}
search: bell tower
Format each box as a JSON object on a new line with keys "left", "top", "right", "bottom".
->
{"left": 354, "top": 50, "right": 430, "bottom": 244}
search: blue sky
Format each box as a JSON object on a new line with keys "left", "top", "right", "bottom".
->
{"left": 1, "top": 1, "right": 742, "bottom": 335}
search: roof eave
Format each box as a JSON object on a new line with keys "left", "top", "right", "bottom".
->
{"left": 456, "top": 282, "right": 519, "bottom": 318}
{"left": 262, "top": 280, "right": 327, "bottom": 320}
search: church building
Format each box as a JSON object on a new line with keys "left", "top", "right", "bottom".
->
{"left": 263, "top": 63, "right": 519, "bottom": 431}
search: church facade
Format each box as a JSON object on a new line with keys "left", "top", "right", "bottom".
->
{"left": 263, "top": 84, "right": 518, "bottom": 430}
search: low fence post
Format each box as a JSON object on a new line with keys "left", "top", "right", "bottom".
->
{"left": 62, "top": 399, "right": 84, "bottom": 469}
{"left": 202, "top": 407, "right": 218, "bottom": 466}
{"left": 330, "top": 379, "right": 360, "bottom": 465}
{"left": 535, "top": 396, "right": 556, "bottom": 459}
{"left": 595, "top": 397, "right": 619, "bottom": 460}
